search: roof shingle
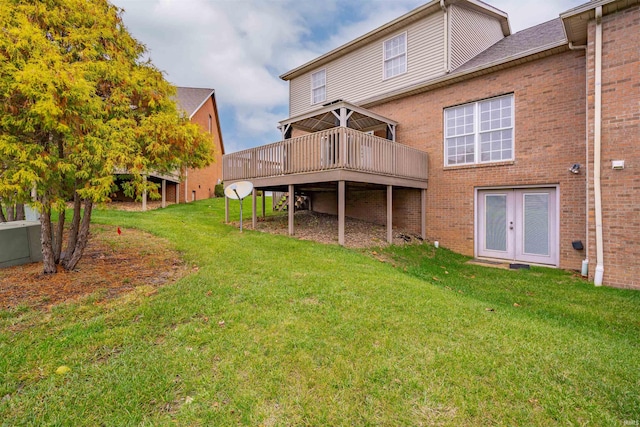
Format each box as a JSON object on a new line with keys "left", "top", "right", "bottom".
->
{"left": 455, "top": 18, "right": 567, "bottom": 73}
{"left": 175, "top": 87, "right": 215, "bottom": 118}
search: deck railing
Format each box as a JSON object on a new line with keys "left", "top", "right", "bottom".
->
{"left": 223, "top": 127, "right": 428, "bottom": 182}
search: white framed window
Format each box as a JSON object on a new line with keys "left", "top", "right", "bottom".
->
{"left": 383, "top": 33, "right": 407, "bottom": 80}
{"left": 311, "top": 69, "right": 326, "bottom": 105}
{"left": 444, "top": 94, "right": 514, "bottom": 166}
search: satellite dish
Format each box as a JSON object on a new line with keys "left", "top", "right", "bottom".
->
{"left": 224, "top": 181, "right": 254, "bottom": 233}
{"left": 224, "top": 181, "right": 253, "bottom": 200}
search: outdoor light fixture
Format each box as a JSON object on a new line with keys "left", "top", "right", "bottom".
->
{"left": 569, "top": 163, "right": 581, "bottom": 174}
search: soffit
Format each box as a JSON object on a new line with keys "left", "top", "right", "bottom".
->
{"left": 561, "top": 0, "right": 640, "bottom": 45}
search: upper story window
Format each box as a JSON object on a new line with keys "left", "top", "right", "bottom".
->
{"left": 444, "top": 94, "right": 514, "bottom": 166}
{"left": 208, "top": 114, "right": 212, "bottom": 134}
{"left": 311, "top": 69, "right": 326, "bottom": 104}
{"left": 383, "top": 33, "right": 407, "bottom": 80}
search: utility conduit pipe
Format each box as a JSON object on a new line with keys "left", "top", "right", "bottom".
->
{"left": 568, "top": 42, "right": 588, "bottom": 276}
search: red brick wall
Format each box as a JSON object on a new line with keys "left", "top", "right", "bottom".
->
{"left": 392, "top": 189, "right": 422, "bottom": 233}
{"left": 179, "top": 95, "right": 224, "bottom": 203}
{"left": 586, "top": 5, "right": 640, "bottom": 289}
{"left": 367, "top": 49, "right": 587, "bottom": 271}
{"left": 165, "top": 182, "right": 178, "bottom": 203}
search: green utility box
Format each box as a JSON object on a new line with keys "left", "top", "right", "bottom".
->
{"left": 0, "top": 220, "right": 43, "bottom": 268}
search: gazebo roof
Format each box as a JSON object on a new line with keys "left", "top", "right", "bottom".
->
{"left": 278, "top": 101, "right": 397, "bottom": 134}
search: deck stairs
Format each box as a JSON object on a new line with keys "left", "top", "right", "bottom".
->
{"left": 273, "top": 193, "right": 309, "bottom": 212}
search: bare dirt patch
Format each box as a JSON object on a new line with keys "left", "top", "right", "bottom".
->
{"left": 0, "top": 225, "right": 188, "bottom": 310}
{"left": 248, "top": 210, "right": 425, "bottom": 249}
{"left": 99, "top": 201, "right": 174, "bottom": 212}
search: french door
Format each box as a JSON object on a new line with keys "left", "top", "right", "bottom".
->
{"left": 477, "top": 188, "right": 558, "bottom": 266}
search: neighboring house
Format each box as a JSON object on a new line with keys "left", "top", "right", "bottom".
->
{"left": 114, "top": 87, "right": 224, "bottom": 207}
{"left": 172, "top": 87, "right": 225, "bottom": 202}
{"left": 223, "top": 0, "right": 639, "bottom": 289}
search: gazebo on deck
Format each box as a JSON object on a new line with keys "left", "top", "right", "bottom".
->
{"left": 223, "top": 101, "right": 428, "bottom": 245}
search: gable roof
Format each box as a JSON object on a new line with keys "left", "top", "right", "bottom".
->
{"left": 175, "top": 87, "right": 215, "bottom": 119}
{"left": 175, "top": 86, "right": 225, "bottom": 155}
{"left": 280, "top": 0, "right": 509, "bottom": 81}
{"left": 455, "top": 18, "right": 566, "bottom": 73}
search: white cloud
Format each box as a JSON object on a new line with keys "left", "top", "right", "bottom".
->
{"left": 234, "top": 109, "right": 283, "bottom": 138}
{"left": 112, "top": 0, "right": 586, "bottom": 152}
{"left": 489, "top": 0, "right": 584, "bottom": 33}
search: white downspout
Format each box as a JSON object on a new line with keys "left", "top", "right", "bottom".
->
{"left": 593, "top": 6, "right": 604, "bottom": 286}
{"left": 441, "top": 0, "right": 449, "bottom": 73}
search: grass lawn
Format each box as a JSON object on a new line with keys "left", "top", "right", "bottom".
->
{"left": 1, "top": 198, "right": 639, "bottom": 426}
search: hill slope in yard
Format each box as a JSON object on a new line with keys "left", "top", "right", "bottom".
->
{"left": 1, "top": 197, "right": 639, "bottom": 426}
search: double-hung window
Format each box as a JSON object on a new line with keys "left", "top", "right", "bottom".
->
{"left": 444, "top": 94, "right": 514, "bottom": 166}
{"left": 383, "top": 33, "right": 406, "bottom": 79}
{"left": 311, "top": 69, "right": 326, "bottom": 105}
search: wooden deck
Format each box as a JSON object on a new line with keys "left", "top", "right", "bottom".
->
{"left": 223, "top": 127, "right": 428, "bottom": 188}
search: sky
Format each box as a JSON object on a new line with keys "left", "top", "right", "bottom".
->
{"left": 110, "top": 0, "right": 586, "bottom": 154}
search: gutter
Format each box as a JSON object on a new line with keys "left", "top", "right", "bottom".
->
{"left": 593, "top": 6, "right": 605, "bottom": 286}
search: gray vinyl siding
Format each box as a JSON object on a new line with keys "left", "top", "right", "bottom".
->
{"left": 289, "top": 11, "right": 445, "bottom": 117}
{"left": 449, "top": 4, "right": 504, "bottom": 70}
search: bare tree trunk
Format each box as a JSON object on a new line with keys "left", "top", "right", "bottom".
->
{"left": 53, "top": 208, "right": 65, "bottom": 263}
{"left": 40, "top": 207, "right": 57, "bottom": 274}
{"left": 60, "top": 193, "right": 81, "bottom": 265}
{"left": 7, "top": 204, "right": 14, "bottom": 222}
{"left": 15, "top": 203, "right": 25, "bottom": 221}
{"left": 62, "top": 199, "right": 93, "bottom": 271}
{"left": 0, "top": 200, "right": 6, "bottom": 223}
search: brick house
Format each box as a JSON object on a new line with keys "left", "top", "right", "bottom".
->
{"left": 223, "top": 0, "right": 639, "bottom": 289}
{"left": 115, "top": 86, "right": 224, "bottom": 207}
{"left": 171, "top": 87, "right": 225, "bottom": 203}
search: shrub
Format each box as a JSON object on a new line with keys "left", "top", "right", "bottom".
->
{"left": 214, "top": 183, "right": 224, "bottom": 198}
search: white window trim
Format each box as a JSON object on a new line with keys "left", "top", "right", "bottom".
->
{"left": 443, "top": 94, "right": 515, "bottom": 167}
{"left": 310, "top": 69, "right": 326, "bottom": 105}
{"left": 382, "top": 32, "right": 407, "bottom": 81}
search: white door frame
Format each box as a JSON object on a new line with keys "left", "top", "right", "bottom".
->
{"left": 474, "top": 185, "right": 560, "bottom": 266}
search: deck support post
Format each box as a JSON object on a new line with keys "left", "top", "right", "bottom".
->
{"left": 338, "top": 181, "right": 345, "bottom": 246}
{"left": 387, "top": 185, "right": 393, "bottom": 244}
{"left": 225, "top": 196, "right": 229, "bottom": 223}
{"left": 176, "top": 183, "right": 180, "bottom": 204}
{"left": 288, "top": 184, "right": 295, "bottom": 236}
{"left": 262, "top": 191, "right": 266, "bottom": 218}
{"left": 252, "top": 189, "right": 257, "bottom": 230}
{"left": 184, "top": 170, "right": 188, "bottom": 202}
{"left": 421, "top": 189, "right": 427, "bottom": 240}
{"left": 161, "top": 179, "right": 166, "bottom": 208}
{"left": 142, "top": 175, "right": 147, "bottom": 212}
